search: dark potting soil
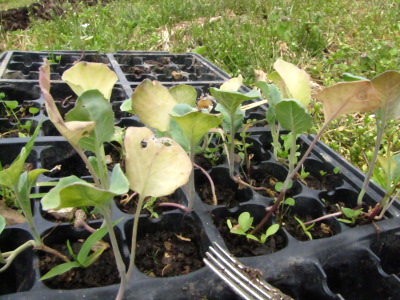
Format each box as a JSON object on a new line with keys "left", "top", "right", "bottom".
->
{"left": 194, "top": 154, "right": 213, "bottom": 171}
{"left": 196, "top": 182, "right": 238, "bottom": 207}
{"left": 302, "top": 173, "right": 342, "bottom": 191}
{"left": 39, "top": 240, "right": 120, "bottom": 289}
{"left": 0, "top": 128, "right": 20, "bottom": 138}
{"left": 216, "top": 218, "right": 286, "bottom": 257}
{"left": 120, "top": 65, "right": 151, "bottom": 77}
{"left": 135, "top": 228, "right": 204, "bottom": 277}
{"left": 281, "top": 214, "right": 334, "bottom": 241}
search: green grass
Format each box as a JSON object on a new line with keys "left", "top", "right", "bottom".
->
{"left": 0, "top": 0, "right": 36, "bottom": 10}
{"left": 1, "top": 0, "right": 399, "bottom": 170}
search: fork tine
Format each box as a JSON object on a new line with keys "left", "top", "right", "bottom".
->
{"left": 204, "top": 242, "right": 293, "bottom": 300}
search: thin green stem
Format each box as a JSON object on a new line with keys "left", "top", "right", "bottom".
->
{"left": 251, "top": 121, "right": 331, "bottom": 234}
{"left": 0, "top": 240, "right": 35, "bottom": 272}
{"left": 13, "top": 187, "right": 41, "bottom": 245}
{"left": 126, "top": 193, "right": 146, "bottom": 280}
{"left": 228, "top": 114, "right": 236, "bottom": 178}
{"left": 72, "top": 145, "right": 102, "bottom": 188}
{"left": 96, "top": 146, "right": 110, "bottom": 190}
{"left": 270, "top": 123, "right": 280, "bottom": 161}
{"left": 186, "top": 144, "right": 196, "bottom": 210}
{"left": 357, "top": 118, "right": 386, "bottom": 205}
{"left": 100, "top": 207, "right": 127, "bottom": 300}
{"left": 288, "top": 133, "right": 297, "bottom": 175}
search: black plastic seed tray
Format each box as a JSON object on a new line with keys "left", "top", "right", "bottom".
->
{"left": 0, "top": 50, "right": 230, "bottom": 84}
{"left": 1, "top": 51, "right": 400, "bottom": 300}
{"left": 1, "top": 128, "right": 400, "bottom": 300}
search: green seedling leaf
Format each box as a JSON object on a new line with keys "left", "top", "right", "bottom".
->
{"left": 18, "top": 168, "right": 48, "bottom": 214}
{"left": 170, "top": 104, "right": 221, "bottom": 150}
{"left": 294, "top": 216, "right": 313, "bottom": 240}
{"left": 377, "top": 155, "right": 400, "bottom": 182}
{"left": 40, "top": 261, "right": 80, "bottom": 281}
{"left": 275, "top": 180, "right": 293, "bottom": 193}
{"left": 333, "top": 167, "right": 340, "bottom": 174}
{"left": 169, "top": 85, "right": 197, "bottom": 107}
{"left": 314, "top": 81, "right": 381, "bottom": 123}
{"left": 284, "top": 197, "right": 295, "bottom": 206}
{"left": 28, "top": 107, "right": 39, "bottom": 115}
{"left": 125, "top": 127, "right": 192, "bottom": 198}
{"left": 41, "top": 165, "right": 128, "bottom": 210}
{"left": 371, "top": 71, "right": 400, "bottom": 121}
{"left": 246, "top": 234, "right": 260, "bottom": 242}
{"left": 300, "top": 166, "right": 310, "bottom": 178}
{"left": 237, "top": 212, "right": 253, "bottom": 232}
{"left": 77, "top": 218, "right": 121, "bottom": 263}
{"left": 226, "top": 219, "right": 233, "bottom": 230}
{"left": 120, "top": 99, "right": 134, "bottom": 114}
{"left": 65, "top": 90, "right": 115, "bottom": 152}
{"left": 275, "top": 99, "right": 313, "bottom": 134}
{"left": 2, "top": 100, "right": 18, "bottom": 110}
{"left": 67, "top": 240, "right": 78, "bottom": 262}
{"left": 269, "top": 59, "right": 311, "bottom": 107}
{"left": 210, "top": 88, "right": 260, "bottom": 116}
{"left": 41, "top": 219, "right": 120, "bottom": 280}
{"left": 62, "top": 62, "right": 118, "bottom": 100}
{"left": 260, "top": 224, "right": 280, "bottom": 243}
{"left": 340, "top": 207, "right": 363, "bottom": 224}
{"left": 220, "top": 75, "right": 243, "bottom": 92}
{"left": 319, "top": 170, "right": 327, "bottom": 176}
{"left": 39, "top": 61, "right": 96, "bottom": 148}
{"left": 0, "top": 121, "right": 41, "bottom": 188}
{"left": 131, "top": 79, "right": 177, "bottom": 132}
{"left": 82, "top": 247, "right": 107, "bottom": 268}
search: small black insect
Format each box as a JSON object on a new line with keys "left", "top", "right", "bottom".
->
{"left": 140, "top": 140, "right": 147, "bottom": 148}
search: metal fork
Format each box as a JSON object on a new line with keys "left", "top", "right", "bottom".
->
{"left": 204, "top": 242, "right": 293, "bottom": 300}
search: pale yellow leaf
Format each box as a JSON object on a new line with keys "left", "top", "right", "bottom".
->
{"left": 220, "top": 75, "right": 243, "bottom": 92}
{"left": 131, "top": 80, "right": 177, "bottom": 132}
{"left": 62, "top": 62, "right": 118, "bottom": 100}
{"left": 124, "top": 127, "right": 192, "bottom": 198}
{"left": 315, "top": 81, "right": 381, "bottom": 122}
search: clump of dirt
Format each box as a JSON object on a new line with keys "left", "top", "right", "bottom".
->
{"left": 0, "top": 0, "right": 113, "bottom": 32}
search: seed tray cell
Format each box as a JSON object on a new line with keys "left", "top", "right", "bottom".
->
{"left": 114, "top": 53, "right": 228, "bottom": 83}
{"left": 0, "top": 51, "right": 112, "bottom": 81}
